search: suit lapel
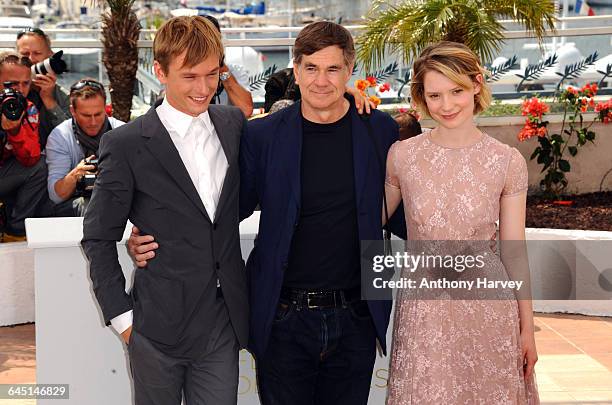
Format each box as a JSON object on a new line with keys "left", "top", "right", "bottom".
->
{"left": 350, "top": 105, "right": 371, "bottom": 213}
{"left": 142, "top": 104, "right": 211, "bottom": 222}
{"left": 208, "top": 105, "right": 234, "bottom": 218}
{"left": 280, "top": 102, "right": 303, "bottom": 209}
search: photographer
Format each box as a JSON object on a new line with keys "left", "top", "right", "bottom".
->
{"left": 16, "top": 27, "right": 71, "bottom": 148}
{"left": 45, "top": 79, "right": 123, "bottom": 216}
{"left": 0, "top": 53, "right": 47, "bottom": 242}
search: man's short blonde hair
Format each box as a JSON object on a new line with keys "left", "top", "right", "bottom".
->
{"left": 153, "top": 16, "right": 224, "bottom": 73}
{"left": 410, "top": 41, "right": 492, "bottom": 117}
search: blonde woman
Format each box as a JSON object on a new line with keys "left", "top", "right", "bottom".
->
{"left": 383, "top": 42, "right": 539, "bottom": 404}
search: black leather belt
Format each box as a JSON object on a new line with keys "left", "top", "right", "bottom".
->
{"left": 280, "top": 286, "right": 362, "bottom": 309}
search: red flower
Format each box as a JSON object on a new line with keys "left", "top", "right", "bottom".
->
{"left": 521, "top": 97, "right": 549, "bottom": 120}
{"left": 537, "top": 126, "right": 547, "bottom": 137}
{"left": 379, "top": 82, "right": 391, "bottom": 93}
{"left": 366, "top": 76, "right": 377, "bottom": 86}
{"left": 355, "top": 79, "right": 368, "bottom": 92}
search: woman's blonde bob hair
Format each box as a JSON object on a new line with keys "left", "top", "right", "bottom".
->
{"left": 410, "top": 41, "right": 491, "bottom": 117}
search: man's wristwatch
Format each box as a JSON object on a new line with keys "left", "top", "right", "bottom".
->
{"left": 220, "top": 71, "right": 231, "bottom": 82}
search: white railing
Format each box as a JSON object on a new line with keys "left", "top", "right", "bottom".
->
{"left": 0, "top": 17, "right": 611, "bottom": 49}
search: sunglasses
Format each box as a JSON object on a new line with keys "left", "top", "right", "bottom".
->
{"left": 17, "top": 27, "right": 47, "bottom": 40}
{"left": 0, "top": 54, "right": 32, "bottom": 68}
{"left": 70, "top": 80, "right": 104, "bottom": 93}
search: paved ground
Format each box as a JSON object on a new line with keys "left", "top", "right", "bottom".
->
{"left": 1, "top": 313, "right": 611, "bottom": 404}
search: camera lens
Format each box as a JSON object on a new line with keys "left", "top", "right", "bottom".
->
{"left": 1, "top": 98, "right": 23, "bottom": 121}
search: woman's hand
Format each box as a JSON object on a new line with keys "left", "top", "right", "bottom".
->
{"left": 521, "top": 327, "right": 538, "bottom": 380}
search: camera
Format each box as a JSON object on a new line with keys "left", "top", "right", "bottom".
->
{"left": 76, "top": 157, "right": 99, "bottom": 197}
{"left": 0, "top": 88, "right": 28, "bottom": 121}
{"left": 31, "top": 50, "right": 68, "bottom": 76}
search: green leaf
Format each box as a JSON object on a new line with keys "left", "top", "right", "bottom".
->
{"left": 537, "top": 152, "right": 548, "bottom": 164}
{"left": 552, "top": 171, "right": 564, "bottom": 183}
{"left": 559, "top": 160, "right": 571, "bottom": 172}
{"left": 586, "top": 131, "right": 596, "bottom": 141}
{"left": 538, "top": 136, "right": 552, "bottom": 150}
{"left": 551, "top": 134, "right": 564, "bottom": 143}
{"left": 568, "top": 146, "right": 578, "bottom": 156}
{"left": 530, "top": 147, "right": 542, "bottom": 160}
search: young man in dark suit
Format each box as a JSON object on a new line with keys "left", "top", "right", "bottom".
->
{"left": 81, "top": 16, "right": 248, "bottom": 405}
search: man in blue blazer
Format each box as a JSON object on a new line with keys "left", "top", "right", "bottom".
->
{"left": 239, "top": 22, "right": 406, "bottom": 405}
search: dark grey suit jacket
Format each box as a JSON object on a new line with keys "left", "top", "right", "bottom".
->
{"left": 82, "top": 102, "right": 249, "bottom": 358}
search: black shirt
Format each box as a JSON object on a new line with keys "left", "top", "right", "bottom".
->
{"left": 284, "top": 110, "right": 361, "bottom": 290}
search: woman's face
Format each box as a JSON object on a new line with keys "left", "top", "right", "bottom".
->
{"left": 422, "top": 70, "right": 480, "bottom": 130}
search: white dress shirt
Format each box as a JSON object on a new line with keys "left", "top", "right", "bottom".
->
{"left": 110, "top": 97, "right": 228, "bottom": 335}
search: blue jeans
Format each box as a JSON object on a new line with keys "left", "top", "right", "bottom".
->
{"left": 257, "top": 298, "right": 377, "bottom": 405}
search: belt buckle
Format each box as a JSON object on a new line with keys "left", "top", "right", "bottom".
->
{"left": 306, "top": 292, "right": 319, "bottom": 309}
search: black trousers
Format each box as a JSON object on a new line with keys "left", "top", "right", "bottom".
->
{"left": 257, "top": 300, "right": 377, "bottom": 405}
{"left": 0, "top": 157, "right": 47, "bottom": 236}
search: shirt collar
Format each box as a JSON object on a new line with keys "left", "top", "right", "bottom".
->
{"left": 157, "top": 97, "right": 215, "bottom": 138}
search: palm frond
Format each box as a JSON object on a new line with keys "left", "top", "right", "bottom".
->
{"left": 488, "top": 55, "right": 518, "bottom": 82}
{"left": 248, "top": 65, "right": 278, "bottom": 91}
{"left": 460, "top": 6, "right": 505, "bottom": 63}
{"left": 486, "top": 0, "right": 557, "bottom": 46}
{"left": 365, "top": 62, "right": 399, "bottom": 82}
{"left": 395, "top": 69, "right": 412, "bottom": 98}
{"left": 597, "top": 63, "right": 612, "bottom": 89}
{"left": 555, "top": 52, "right": 599, "bottom": 90}
{"left": 515, "top": 53, "right": 558, "bottom": 90}
{"left": 357, "top": 0, "right": 557, "bottom": 71}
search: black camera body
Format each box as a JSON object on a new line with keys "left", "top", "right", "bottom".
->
{"left": 76, "top": 157, "right": 99, "bottom": 197}
{"left": 0, "top": 88, "right": 28, "bottom": 121}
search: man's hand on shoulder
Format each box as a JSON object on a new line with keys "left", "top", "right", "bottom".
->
{"left": 127, "top": 226, "right": 158, "bottom": 267}
{"left": 346, "top": 86, "right": 377, "bottom": 115}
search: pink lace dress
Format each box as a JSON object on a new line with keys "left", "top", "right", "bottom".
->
{"left": 385, "top": 131, "right": 539, "bottom": 404}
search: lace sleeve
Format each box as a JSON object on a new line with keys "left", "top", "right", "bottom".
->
{"left": 501, "top": 147, "right": 528, "bottom": 197}
{"left": 385, "top": 141, "right": 401, "bottom": 189}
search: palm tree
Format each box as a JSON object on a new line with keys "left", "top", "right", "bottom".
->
{"left": 96, "top": 0, "right": 141, "bottom": 122}
{"left": 356, "top": 0, "right": 557, "bottom": 71}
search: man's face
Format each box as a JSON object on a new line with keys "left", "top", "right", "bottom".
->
{"left": 71, "top": 95, "right": 107, "bottom": 136}
{"left": 16, "top": 35, "right": 52, "bottom": 64}
{"left": 0, "top": 63, "right": 32, "bottom": 97}
{"left": 293, "top": 46, "right": 352, "bottom": 114}
{"left": 153, "top": 51, "right": 220, "bottom": 117}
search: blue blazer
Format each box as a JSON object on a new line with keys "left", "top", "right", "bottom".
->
{"left": 240, "top": 98, "right": 406, "bottom": 360}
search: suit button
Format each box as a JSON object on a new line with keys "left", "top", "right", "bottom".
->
{"left": 216, "top": 262, "right": 220, "bottom": 269}
{"left": 294, "top": 221, "right": 298, "bottom": 228}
